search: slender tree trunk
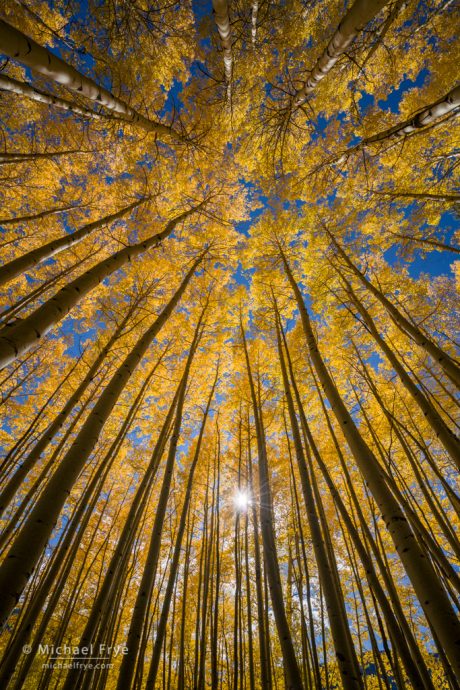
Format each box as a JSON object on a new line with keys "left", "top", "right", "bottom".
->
{"left": 145, "top": 364, "right": 219, "bottom": 688}
{"left": 0, "top": 302, "right": 138, "bottom": 515}
{"left": 327, "top": 229, "right": 460, "bottom": 387}
{"left": 212, "top": 0, "right": 233, "bottom": 101}
{"left": 0, "top": 200, "right": 207, "bottom": 369}
{"left": 323, "top": 85, "right": 460, "bottom": 169}
{"left": 0, "top": 201, "right": 76, "bottom": 226}
{"left": 251, "top": 1, "right": 258, "bottom": 44}
{"left": 0, "top": 19, "right": 183, "bottom": 143}
{"left": 0, "top": 253, "right": 204, "bottom": 627}
{"left": 372, "top": 190, "right": 460, "bottom": 203}
{"left": 364, "top": 85, "right": 460, "bottom": 144}
{"left": 275, "top": 309, "right": 362, "bottom": 689}
{"left": 247, "top": 427, "right": 271, "bottom": 690}
{"left": 241, "top": 322, "right": 304, "bottom": 689}
{"left": 0, "top": 197, "right": 147, "bottom": 288}
{"left": 338, "top": 272, "right": 460, "bottom": 466}
{"left": 279, "top": 246, "right": 460, "bottom": 677}
{"left": 115, "top": 308, "right": 205, "bottom": 690}
{"left": 0, "top": 72, "right": 103, "bottom": 121}
{"left": 294, "top": 0, "right": 389, "bottom": 104}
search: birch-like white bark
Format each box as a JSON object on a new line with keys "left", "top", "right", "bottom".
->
{"left": 212, "top": 0, "right": 233, "bottom": 101}
{"left": 0, "top": 72, "right": 102, "bottom": 121}
{"left": 295, "top": 0, "right": 389, "bottom": 105}
{"left": 0, "top": 197, "right": 147, "bottom": 287}
{"left": 0, "top": 19, "right": 181, "bottom": 143}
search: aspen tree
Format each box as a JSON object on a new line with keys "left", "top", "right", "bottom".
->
{"left": 0, "top": 200, "right": 208, "bottom": 369}
{"left": 335, "top": 269, "right": 460, "bottom": 466}
{"left": 0, "top": 252, "right": 205, "bottom": 626}
{"left": 0, "top": 73, "right": 104, "bottom": 122}
{"left": 0, "top": 19, "right": 183, "bottom": 143}
{"left": 0, "top": 294, "right": 145, "bottom": 515}
{"left": 212, "top": 0, "right": 233, "bottom": 102}
{"left": 0, "top": 197, "right": 147, "bottom": 288}
{"left": 241, "top": 321, "right": 305, "bottom": 690}
{"left": 294, "top": 0, "right": 390, "bottom": 105}
{"left": 279, "top": 245, "right": 460, "bottom": 677}
{"left": 145, "top": 363, "right": 219, "bottom": 688}
{"left": 326, "top": 229, "right": 460, "bottom": 388}
{"left": 275, "top": 307, "right": 363, "bottom": 690}
{"left": 115, "top": 305, "right": 206, "bottom": 689}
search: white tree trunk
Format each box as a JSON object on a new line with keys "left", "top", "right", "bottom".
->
{"left": 0, "top": 72, "right": 102, "bottom": 121}
{"left": 0, "top": 200, "right": 207, "bottom": 369}
{"left": 0, "top": 19, "right": 181, "bottom": 143}
{"left": 212, "top": 0, "right": 233, "bottom": 100}
{"left": 0, "top": 197, "right": 147, "bottom": 287}
{"left": 295, "top": 0, "right": 389, "bottom": 105}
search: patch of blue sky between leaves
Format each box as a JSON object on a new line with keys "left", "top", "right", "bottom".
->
{"left": 379, "top": 67, "right": 430, "bottom": 113}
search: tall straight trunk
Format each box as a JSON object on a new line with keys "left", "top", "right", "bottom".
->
{"left": 0, "top": 253, "right": 204, "bottom": 627}
{"left": 275, "top": 310, "right": 363, "bottom": 690}
{"left": 244, "top": 508, "right": 256, "bottom": 690}
{"left": 0, "top": 149, "right": 84, "bottom": 164}
{"left": 73, "top": 389, "right": 177, "bottom": 650}
{"left": 177, "top": 513, "right": 194, "bottom": 690}
{"left": 197, "top": 453, "right": 217, "bottom": 690}
{"left": 212, "top": 0, "right": 233, "bottom": 100}
{"left": 338, "top": 273, "right": 460, "bottom": 467}
{"left": 372, "top": 190, "right": 460, "bottom": 203}
{"left": 321, "top": 85, "right": 460, "bottom": 170}
{"left": 247, "top": 429, "right": 271, "bottom": 690}
{"left": 354, "top": 346, "right": 460, "bottom": 554}
{"left": 241, "top": 322, "right": 304, "bottom": 689}
{"left": 0, "top": 197, "right": 147, "bottom": 288}
{"left": 59, "top": 370, "right": 176, "bottom": 690}
{"left": 0, "top": 19, "right": 182, "bottom": 143}
{"left": 4, "top": 463, "right": 118, "bottom": 688}
{"left": 210, "top": 426, "right": 222, "bottom": 690}
{"left": 326, "top": 229, "right": 460, "bottom": 387}
{"left": 0, "top": 200, "right": 207, "bottom": 369}
{"left": 145, "top": 365, "right": 219, "bottom": 688}
{"left": 294, "top": 0, "right": 389, "bottom": 104}
{"left": 295, "top": 387, "right": 435, "bottom": 689}
{"left": 0, "top": 300, "right": 139, "bottom": 515}
{"left": 115, "top": 309, "right": 205, "bottom": 690}
{"left": 314, "top": 369, "right": 436, "bottom": 688}
{"left": 279, "top": 246, "right": 460, "bottom": 677}
{"left": 0, "top": 201, "right": 76, "bottom": 226}
{"left": 0, "top": 73, "right": 103, "bottom": 121}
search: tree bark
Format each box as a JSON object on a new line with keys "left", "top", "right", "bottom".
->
{"left": 241, "top": 321, "right": 304, "bottom": 689}
{"left": 115, "top": 308, "right": 205, "bottom": 690}
{"left": 0, "top": 19, "right": 182, "bottom": 143}
{"left": 0, "top": 72, "right": 103, "bottom": 121}
{"left": 0, "top": 252, "right": 204, "bottom": 627}
{"left": 145, "top": 364, "right": 219, "bottom": 688}
{"left": 279, "top": 245, "right": 460, "bottom": 678}
{"left": 0, "top": 200, "right": 207, "bottom": 369}
{"left": 0, "top": 197, "right": 147, "bottom": 288}
{"left": 212, "top": 0, "right": 233, "bottom": 101}
{"left": 275, "top": 309, "right": 363, "bottom": 689}
{"left": 294, "top": 0, "right": 389, "bottom": 105}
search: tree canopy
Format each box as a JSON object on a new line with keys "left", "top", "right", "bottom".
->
{"left": 0, "top": 1, "right": 459, "bottom": 688}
